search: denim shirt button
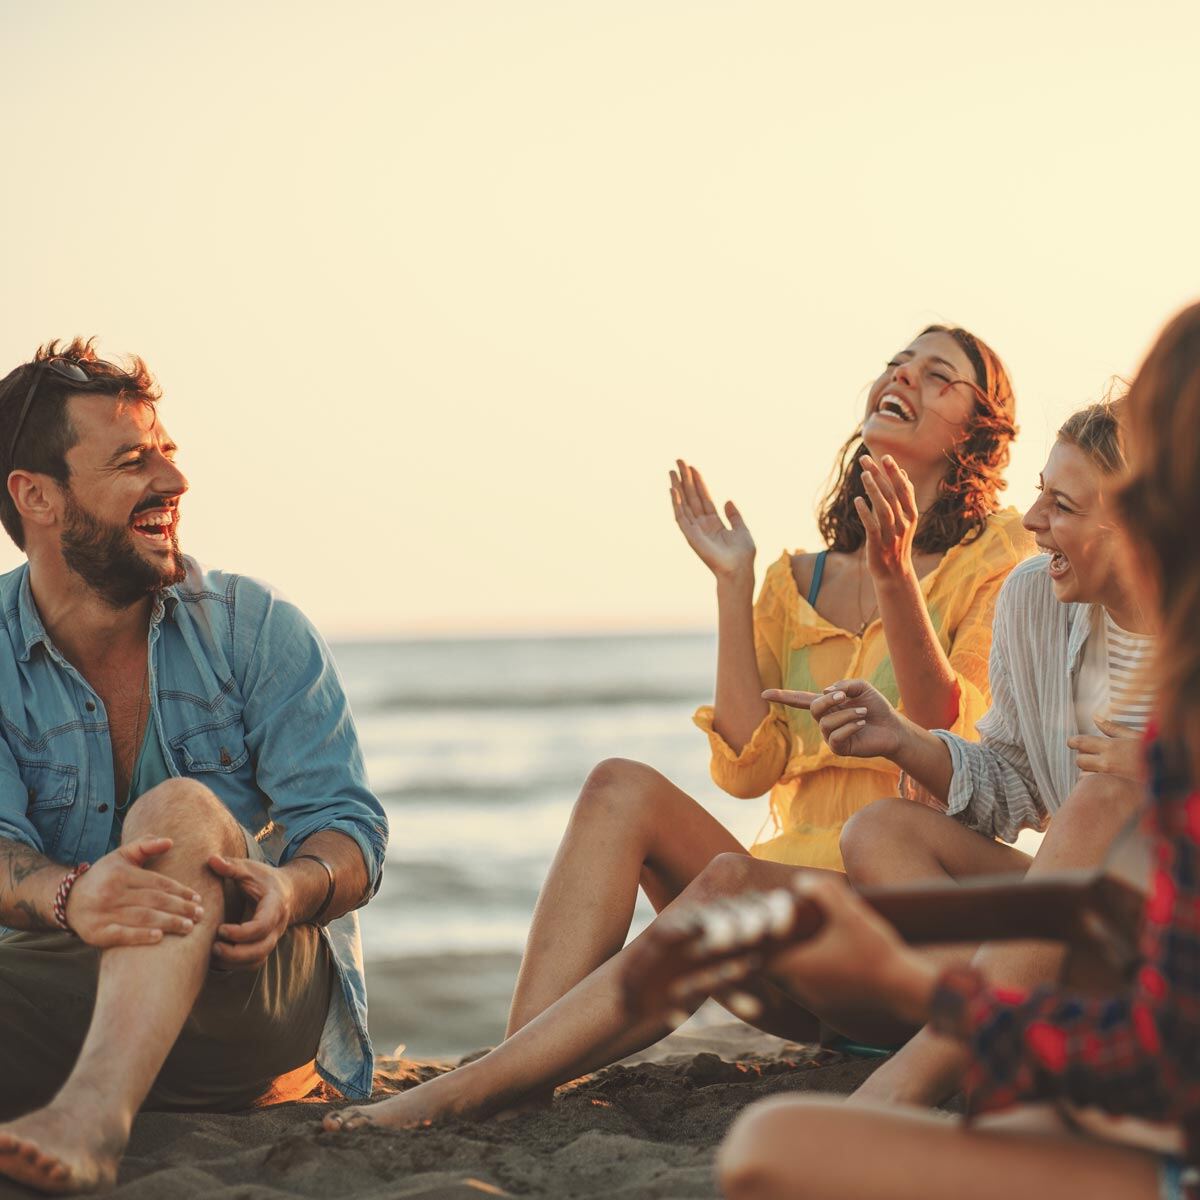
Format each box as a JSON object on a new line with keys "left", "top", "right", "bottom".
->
{"left": 85, "top": 701, "right": 96, "bottom": 712}
{"left": 219, "top": 748, "right": 231, "bottom": 767}
{"left": 98, "top": 803, "right": 109, "bottom": 813}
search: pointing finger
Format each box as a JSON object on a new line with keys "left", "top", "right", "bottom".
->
{"left": 762, "top": 689, "right": 818, "bottom": 710}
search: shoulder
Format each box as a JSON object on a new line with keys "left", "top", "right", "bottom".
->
{"left": 759, "top": 550, "right": 804, "bottom": 611}
{"left": 994, "top": 555, "right": 1063, "bottom": 626}
{"left": 168, "top": 558, "right": 318, "bottom": 645}
{"left": 964, "top": 507, "right": 1037, "bottom": 565}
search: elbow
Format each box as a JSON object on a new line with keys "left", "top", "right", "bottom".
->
{"left": 719, "top": 776, "right": 774, "bottom": 801}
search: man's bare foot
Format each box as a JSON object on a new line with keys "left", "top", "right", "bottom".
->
{"left": 0, "top": 1104, "right": 124, "bottom": 1195}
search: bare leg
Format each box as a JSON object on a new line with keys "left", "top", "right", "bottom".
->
{"left": 326, "top": 844, "right": 840, "bottom": 1133}
{"left": 718, "top": 1095, "right": 1159, "bottom": 1200}
{"left": 774, "top": 799, "right": 1032, "bottom": 1044}
{"left": 854, "top": 773, "right": 1145, "bottom": 1107}
{"left": 507, "top": 759, "right": 827, "bottom": 1049}
{"left": 0, "top": 780, "right": 243, "bottom": 1195}
{"left": 506, "top": 759, "right": 747, "bottom": 1035}
{"left": 840, "top": 797, "right": 1033, "bottom": 889}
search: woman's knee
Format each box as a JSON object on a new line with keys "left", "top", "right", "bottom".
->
{"left": 719, "top": 1096, "right": 834, "bottom": 1199}
{"left": 688, "top": 851, "right": 758, "bottom": 901}
{"left": 571, "top": 758, "right": 671, "bottom": 827}
{"left": 841, "top": 798, "right": 928, "bottom": 885}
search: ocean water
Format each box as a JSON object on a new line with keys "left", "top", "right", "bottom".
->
{"left": 331, "top": 632, "right": 768, "bottom": 1059}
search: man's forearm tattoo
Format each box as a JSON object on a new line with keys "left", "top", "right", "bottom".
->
{"left": 0, "top": 838, "right": 54, "bottom": 927}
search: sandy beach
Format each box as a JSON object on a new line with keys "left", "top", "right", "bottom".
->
{"left": 8, "top": 1022, "right": 901, "bottom": 1200}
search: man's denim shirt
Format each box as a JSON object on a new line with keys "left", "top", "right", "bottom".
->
{"left": 0, "top": 558, "right": 389, "bottom": 1100}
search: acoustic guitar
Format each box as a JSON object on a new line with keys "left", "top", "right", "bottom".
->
{"left": 620, "top": 816, "right": 1150, "bottom": 1022}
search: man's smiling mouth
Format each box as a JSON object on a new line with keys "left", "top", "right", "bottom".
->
{"left": 130, "top": 509, "right": 176, "bottom": 542}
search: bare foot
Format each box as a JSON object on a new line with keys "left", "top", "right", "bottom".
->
{"left": 0, "top": 1105, "right": 123, "bottom": 1195}
{"left": 324, "top": 1071, "right": 479, "bottom": 1132}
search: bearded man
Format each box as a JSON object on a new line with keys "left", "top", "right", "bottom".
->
{"left": 0, "top": 340, "right": 388, "bottom": 1193}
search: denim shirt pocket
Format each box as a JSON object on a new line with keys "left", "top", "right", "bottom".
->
{"left": 170, "top": 715, "right": 250, "bottom": 775}
{"left": 18, "top": 760, "right": 79, "bottom": 853}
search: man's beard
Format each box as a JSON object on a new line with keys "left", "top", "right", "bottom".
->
{"left": 61, "top": 492, "right": 186, "bottom": 609}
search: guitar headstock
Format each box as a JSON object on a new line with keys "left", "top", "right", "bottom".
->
{"left": 619, "top": 886, "right": 824, "bottom": 1024}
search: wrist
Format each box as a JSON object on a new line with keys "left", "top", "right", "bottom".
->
{"left": 715, "top": 567, "right": 755, "bottom": 599}
{"left": 886, "top": 953, "right": 939, "bottom": 1027}
{"left": 872, "top": 565, "right": 919, "bottom": 595}
{"left": 56, "top": 862, "right": 92, "bottom": 935}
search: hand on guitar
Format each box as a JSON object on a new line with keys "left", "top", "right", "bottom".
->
{"left": 621, "top": 877, "right": 935, "bottom": 1030}
{"left": 763, "top": 679, "right": 905, "bottom": 760}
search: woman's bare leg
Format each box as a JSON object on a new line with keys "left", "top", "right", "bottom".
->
{"left": 718, "top": 1097, "right": 1159, "bottom": 1200}
{"left": 505, "top": 758, "right": 746, "bottom": 1036}
{"left": 840, "top": 797, "right": 1034, "bottom": 888}
{"left": 325, "top": 846, "right": 842, "bottom": 1132}
{"left": 854, "top": 772, "right": 1145, "bottom": 1107}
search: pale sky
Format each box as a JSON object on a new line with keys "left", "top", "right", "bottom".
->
{"left": 1, "top": 1, "right": 1196, "bottom": 636}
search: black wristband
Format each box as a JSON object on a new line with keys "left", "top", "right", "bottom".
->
{"left": 292, "top": 853, "right": 336, "bottom": 924}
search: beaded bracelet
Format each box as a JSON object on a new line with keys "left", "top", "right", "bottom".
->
{"left": 53, "top": 862, "right": 91, "bottom": 935}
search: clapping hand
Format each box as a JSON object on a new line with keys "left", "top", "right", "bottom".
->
{"left": 857, "top": 455, "right": 919, "bottom": 582}
{"left": 763, "top": 679, "right": 904, "bottom": 759}
{"left": 670, "top": 460, "right": 755, "bottom": 580}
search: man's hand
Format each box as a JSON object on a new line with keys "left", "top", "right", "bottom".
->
{"left": 1068, "top": 718, "right": 1145, "bottom": 783}
{"left": 208, "top": 854, "right": 296, "bottom": 970}
{"left": 65, "top": 836, "right": 204, "bottom": 947}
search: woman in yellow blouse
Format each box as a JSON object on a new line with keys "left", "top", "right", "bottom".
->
{"left": 689, "top": 456, "right": 1030, "bottom": 870}
{"left": 325, "top": 324, "right": 1035, "bottom": 1134}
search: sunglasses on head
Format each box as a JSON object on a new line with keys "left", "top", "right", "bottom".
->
{"left": 8, "top": 357, "right": 125, "bottom": 469}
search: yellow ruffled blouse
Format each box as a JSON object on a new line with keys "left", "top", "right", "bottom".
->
{"left": 693, "top": 507, "right": 1035, "bottom": 871}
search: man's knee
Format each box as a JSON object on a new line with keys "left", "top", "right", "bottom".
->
{"left": 841, "top": 798, "right": 929, "bottom": 886}
{"left": 122, "top": 778, "right": 243, "bottom": 857}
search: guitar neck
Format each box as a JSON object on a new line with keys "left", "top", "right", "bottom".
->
{"left": 860, "top": 869, "right": 1133, "bottom": 946}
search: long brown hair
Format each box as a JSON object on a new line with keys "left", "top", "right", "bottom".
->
{"left": 1118, "top": 303, "right": 1200, "bottom": 777}
{"left": 817, "top": 325, "right": 1018, "bottom": 554}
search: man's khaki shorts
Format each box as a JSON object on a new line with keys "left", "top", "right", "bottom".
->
{"left": 0, "top": 830, "right": 333, "bottom": 1119}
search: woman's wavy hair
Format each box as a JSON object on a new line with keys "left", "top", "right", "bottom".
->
{"left": 1117, "top": 302, "right": 1200, "bottom": 777}
{"left": 817, "top": 325, "right": 1018, "bottom": 554}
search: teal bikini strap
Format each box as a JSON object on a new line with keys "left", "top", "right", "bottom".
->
{"left": 807, "top": 550, "right": 828, "bottom": 607}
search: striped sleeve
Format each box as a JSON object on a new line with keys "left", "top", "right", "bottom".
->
{"left": 933, "top": 574, "right": 1050, "bottom": 842}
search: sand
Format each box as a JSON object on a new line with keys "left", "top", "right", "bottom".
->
{"left": 0, "top": 1022, "right": 895, "bottom": 1199}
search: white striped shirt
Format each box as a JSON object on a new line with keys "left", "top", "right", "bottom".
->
{"left": 921, "top": 556, "right": 1156, "bottom": 843}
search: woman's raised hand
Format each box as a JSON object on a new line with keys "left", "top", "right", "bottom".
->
{"left": 670, "top": 460, "right": 755, "bottom": 580}
{"left": 856, "top": 454, "right": 919, "bottom": 582}
{"left": 763, "top": 679, "right": 904, "bottom": 760}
